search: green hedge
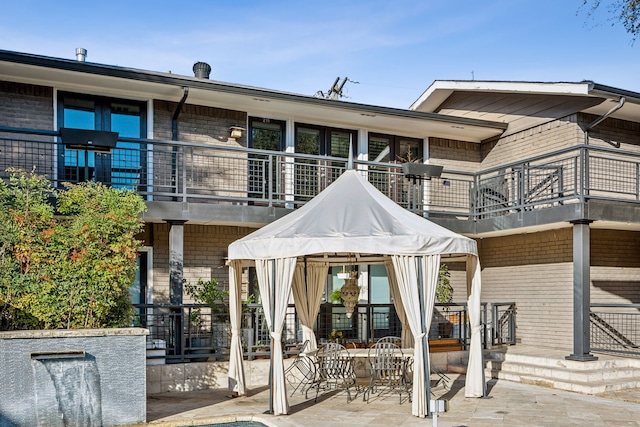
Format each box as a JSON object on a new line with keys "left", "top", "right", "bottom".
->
{"left": 0, "top": 168, "right": 146, "bottom": 330}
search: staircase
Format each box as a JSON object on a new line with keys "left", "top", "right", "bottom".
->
{"left": 446, "top": 346, "right": 640, "bottom": 395}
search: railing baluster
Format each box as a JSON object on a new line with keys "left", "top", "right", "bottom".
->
{"left": 5, "top": 126, "right": 640, "bottom": 221}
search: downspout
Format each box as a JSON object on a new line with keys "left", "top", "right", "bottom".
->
{"left": 167, "top": 85, "right": 189, "bottom": 317}
{"left": 581, "top": 97, "right": 625, "bottom": 201}
{"left": 584, "top": 97, "right": 625, "bottom": 145}
{"left": 172, "top": 86, "right": 189, "bottom": 141}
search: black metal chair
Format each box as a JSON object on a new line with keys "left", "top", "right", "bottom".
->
{"left": 284, "top": 340, "right": 317, "bottom": 397}
{"left": 363, "top": 341, "right": 410, "bottom": 403}
{"left": 376, "top": 336, "right": 450, "bottom": 392}
{"left": 309, "top": 342, "right": 357, "bottom": 402}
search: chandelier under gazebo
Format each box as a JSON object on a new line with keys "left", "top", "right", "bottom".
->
{"left": 339, "top": 270, "right": 359, "bottom": 318}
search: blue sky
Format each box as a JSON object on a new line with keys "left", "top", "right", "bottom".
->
{"left": 1, "top": 1, "right": 638, "bottom": 108}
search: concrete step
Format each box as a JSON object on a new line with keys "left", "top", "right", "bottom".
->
{"left": 490, "top": 367, "right": 640, "bottom": 394}
{"left": 487, "top": 359, "right": 640, "bottom": 383}
{"left": 445, "top": 348, "right": 640, "bottom": 395}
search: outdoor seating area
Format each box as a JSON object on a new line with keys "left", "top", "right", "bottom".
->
{"left": 283, "top": 336, "right": 452, "bottom": 406}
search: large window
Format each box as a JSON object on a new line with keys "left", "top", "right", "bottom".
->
{"left": 369, "top": 264, "right": 400, "bottom": 339}
{"left": 368, "top": 133, "right": 422, "bottom": 164}
{"left": 248, "top": 117, "right": 286, "bottom": 200}
{"left": 58, "top": 93, "right": 146, "bottom": 189}
{"left": 295, "top": 124, "right": 356, "bottom": 202}
{"left": 368, "top": 133, "right": 421, "bottom": 202}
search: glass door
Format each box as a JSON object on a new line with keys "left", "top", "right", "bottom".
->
{"left": 58, "top": 93, "right": 146, "bottom": 189}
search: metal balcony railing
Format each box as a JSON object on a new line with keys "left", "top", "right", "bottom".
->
{"left": 134, "top": 300, "right": 511, "bottom": 364}
{"left": 4, "top": 126, "right": 640, "bottom": 220}
{"left": 590, "top": 303, "right": 640, "bottom": 357}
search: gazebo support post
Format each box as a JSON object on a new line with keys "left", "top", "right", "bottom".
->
{"left": 269, "top": 260, "right": 276, "bottom": 414}
{"left": 467, "top": 254, "right": 487, "bottom": 398}
{"left": 416, "top": 258, "right": 430, "bottom": 415}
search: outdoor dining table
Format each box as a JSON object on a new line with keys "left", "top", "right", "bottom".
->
{"left": 346, "top": 348, "right": 413, "bottom": 378}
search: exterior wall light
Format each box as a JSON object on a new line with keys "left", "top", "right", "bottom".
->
{"left": 229, "top": 126, "right": 245, "bottom": 139}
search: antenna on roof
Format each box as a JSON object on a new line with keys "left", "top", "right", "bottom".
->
{"left": 314, "top": 77, "right": 359, "bottom": 99}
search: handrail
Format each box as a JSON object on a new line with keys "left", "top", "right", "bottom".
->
{"left": 5, "top": 125, "right": 640, "bottom": 221}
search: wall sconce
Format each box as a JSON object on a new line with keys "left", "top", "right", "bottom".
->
{"left": 229, "top": 126, "right": 245, "bottom": 139}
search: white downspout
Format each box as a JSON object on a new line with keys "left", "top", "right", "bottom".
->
{"left": 584, "top": 97, "right": 625, "bottom": 145}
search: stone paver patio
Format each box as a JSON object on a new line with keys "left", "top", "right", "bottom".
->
{"left": 142, "top": 374, "right": 640, "bottom": 427}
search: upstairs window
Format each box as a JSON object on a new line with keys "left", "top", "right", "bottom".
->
{"left": 368, "top": 133, "right": 422, "bottom": 164}
{"left": 58, "top": 93, "right": 146, "bottom": 189}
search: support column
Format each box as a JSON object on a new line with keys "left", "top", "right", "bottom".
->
{"left": 566, "top": 220, "right": 597, "bottom": 361}
{"left": 168, "top": 220, "right": 186, "bottom": 305}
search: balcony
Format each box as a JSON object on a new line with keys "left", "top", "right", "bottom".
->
{"left": 3, "top": 126, "right": 640, "bottom": 234}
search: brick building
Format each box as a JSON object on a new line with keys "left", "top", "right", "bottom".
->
{"left": 1, "top": 49, "right": 639, "bottom": 362}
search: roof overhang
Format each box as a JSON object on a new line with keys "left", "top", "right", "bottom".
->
{"left": 411, "top": 80, "right": 640, "bottom": 126}
{"left": 0, "top": 50, "right": 507, "bottom": 142}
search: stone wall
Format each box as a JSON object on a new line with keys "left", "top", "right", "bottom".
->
{"left": 0, "top": 328, "right": 147, "bottom": 427}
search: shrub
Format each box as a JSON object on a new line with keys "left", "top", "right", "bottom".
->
{"left": 0, "top": 169, "right": 146, "bottom": 330}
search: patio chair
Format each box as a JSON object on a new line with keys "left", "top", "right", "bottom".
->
{"left": 363, "top": 341, "right": 410, "bottom": 404}
{"left": 375, "top": 336, "right": 402, "bottom": 346}
{"left": 376, "top": 336, "right": 450, "bottom": 391}
{"left": 284, "top": 340, "right": 317, "bottom": 397}
{"left": 308, "top": 342, "right": 357, "bottom": 402}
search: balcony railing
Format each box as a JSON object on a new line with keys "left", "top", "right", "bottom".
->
{"left": 590, "top": 303, "right": 640, "bottom": 357}
{"left": 135, "top": 301, "right": 509, "bottom": 363}
{"left": 3, "top": 127, "right": 640, "bottom": 220}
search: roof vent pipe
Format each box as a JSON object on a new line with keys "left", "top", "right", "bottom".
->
{"left": 75, "top": 48, "right": 87, "bottom": 62}
{"left": 193, "top": 62, "right": 211, "bottom": 79}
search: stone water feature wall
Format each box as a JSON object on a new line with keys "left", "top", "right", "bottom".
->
{"left": 0, "top": 328, "right": 147, "bottom": 427}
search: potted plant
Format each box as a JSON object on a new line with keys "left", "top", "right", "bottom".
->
{"left": 184, "top": 278, "right": 229, "bottom": 360}
{"left": 328, "top": 329, "right": 343, "bottom": 343}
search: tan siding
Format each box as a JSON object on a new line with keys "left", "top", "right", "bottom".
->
{"left": 591, "top": 229, "right": 640, "bottom": 305}
{"left": 480, "top": 116, "right": 583, "bottom": 169}
{"left": 582, "top": 113, "right": 640, "bottom": 153}
{"left": 478, "top": 229, "right": 573, "bottom": 268}
{"left": 0, "top": 81, "right": 55, "bottom": 176}
{"left": 481, "top": 263, "right": 574, "bottom": 351}
{"left": 151, "top": 224, "right": 255, "bottom": 303}
{"left": 429, "top": 138, "right": 482, "bottom": 173}
{"left": 152, "top": 101, "right": 249, "bottom": 200}
{"left": 474, "top": 230, "right": 574, "bottom": 350}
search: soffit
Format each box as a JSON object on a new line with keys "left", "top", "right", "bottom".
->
{"left": 0, "top": 53, "right": 507, "bottom": 142}
{"left": 411, "top": 80, "right": 640, "bottom": 137}
{"left": 435, "top": 92, "right": 605, "bottom": 135}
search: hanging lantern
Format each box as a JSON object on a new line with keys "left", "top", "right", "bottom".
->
{"left": 340, "top": 271, "right": 360, "bottom": 318}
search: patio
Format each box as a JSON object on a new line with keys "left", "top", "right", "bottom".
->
{"left": 144, "top": 373, "right": 640, "bottom": 427}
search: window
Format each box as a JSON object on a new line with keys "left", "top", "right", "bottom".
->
{"left": 368, "top": 133, "right": 422, "bottom": 164}
{"left": 249, "top": 117, "right": 285, "bottom": 151}
{"left": 368, "top": 133, "right": 421, "bottom": 202}
{"left": 58, "top": 93, "right": 146, "bottom": 189}
{"left": 369, "top": 264, "right": 400, "bottom": 339}
{"left": 248, "top": 117, "right": 286, "bottom": 200}
{"left": 295, "top": 124, "right": 356, "bottom": 202}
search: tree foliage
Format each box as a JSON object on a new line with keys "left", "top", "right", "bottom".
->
{"left": 0, "top": 169, "right": 146, "bottom": 330}
{"left": 582, "top": 0, "right": 640, "bottom": 43}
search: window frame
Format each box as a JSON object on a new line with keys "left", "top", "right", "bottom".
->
{"left": 368, "top": 132, "right": 423, "bottom": 164}
{"left": 57, "top": 92, "right": 147, "bottom": 187}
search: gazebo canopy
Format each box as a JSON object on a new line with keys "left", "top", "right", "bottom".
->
{"left": 228, "top": 170, "right": 477, "bottom": 260}
{"left": 226, "top": 169, "right": 485, "bottom": 418}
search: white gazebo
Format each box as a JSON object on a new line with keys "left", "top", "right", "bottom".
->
{"left": 226, "top": 169, "right": 485, "bottom": 418}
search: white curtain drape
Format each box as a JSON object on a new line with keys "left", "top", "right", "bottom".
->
{"left": 292, "top": 261, "right": 328, "bottom": 352}
{"left": 255, "top": 257, "right": 297, "bottom": 415}
{"left": 227, "top": 260, "right": 246, "bottom": 395}
{"left": 465, "top": 255, "right": 485, "bottom": 398}
{"left": 392, "top": 254, "right": 440, "bottom": 418}
{"left": 385, "top": 260, "right": 412, "bottom": 348}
